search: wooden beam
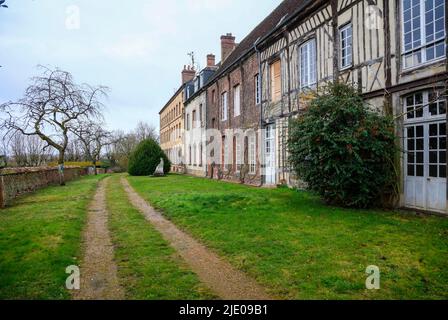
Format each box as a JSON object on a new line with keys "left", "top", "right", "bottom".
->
{"left": 331, "top": 0, "right": 340, "bottom": 80}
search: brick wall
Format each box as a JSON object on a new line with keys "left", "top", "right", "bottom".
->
{"left": 206, "top": 53, "right": 262, "bottom": 185}
{"left": 0, "top": 167, "right": 88, "bottom": 208}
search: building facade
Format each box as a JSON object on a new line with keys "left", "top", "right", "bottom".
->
{"left": 160, "top": 0, "right": 447, "bottom": 213}
{"left": 159, "top": 65, "right": 196, "bottom": 172}
{"left": 253, "top": 0, "right": 447, "bottom": 213}
{"left": 184, "top": 55, "right": 218, "bottom": 177}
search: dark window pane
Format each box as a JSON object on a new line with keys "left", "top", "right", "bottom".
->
{"left": 430, "top": 151, "right": 438, "bottom": 163}
{"left": 435, "top": 18, "right": 444, "bottom": 34}
{"left": 403, "top": 0, "right": 411, "bottom": 10}
{"left": 407, "top": 108, "right": 415, "bottom": 118}
{"left": 404, "top": 10, "right": 412, "bottom": 21}
{"left": 430, "top": 124, "right": 438, "bottom": 136}
{"left": 429, "top": 103, "right": 438, "bottom": 115}
{"left": 408, "top": 152, "right": 415, "bottom": 163}
{"left": 416, "top": 126, "right": 424, "bottom": 137}
{"left": 408, "top": 165, "right": 415, "bottom": 176}
{"left": 416, "top": 165, "right": 424, "bottom": 177}
{"left": 439, "top": 102, "right": 446, "bottom": 115}
{"left": 435, "top": 6, "right": 444, "bottom": 20}
{"left": 430, "top": 165, "right": 438, "bottom": 177}
{"left": 440, "top": 165, "right": 446, "bottom": 178}
{"left": 407, "top": 127, "right": 415, "bottom": 138}
{"left": 440, "top": 137, "right": 446, "bottom": 150}
{"left": 404, "top": 0, "right": 411, "bottom": 10}
{"left": 427, "top": 45, "right": 435, "bottom": 60}
{"left": 429, "top": 92, "right": 436, "bottom": 101}
{"left": 415, "top": 93, "right": 423, "bottom": 104}
{"left": 406, "top": 96, "right": 414, "bottom": 106}
{"left": 417, "top": 138, "right": 424, "bottom": 150}
{"left": 439, "top": 123, "right": 446, "bottom": 135}
{"left": 439, "top": 151, "right": 446, "bottom": 164}
{"left": 435, "top": 42, "right": 444, "bottom": 57}
{"left": 416, "top": 107, "right": 423, "bottom": 118}
{"left": 416, "top": 152, "right": 424, "bottom": 163}
{"left": 408, "top": 139, "right": 415, "bottom": 151}
{"left": 430, "top": 138, "right": 438, "bottom": 150}
{"left": 404, "top": 21, "right": 412, "bottom": 33}
{"left": 413, "top": 8, "right": 420, "bottom": 19}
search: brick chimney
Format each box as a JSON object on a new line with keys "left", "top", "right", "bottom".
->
{"left": 207, "top": 54, "right": 216, "bottom": 67}
{"left": 221, "top": 33, "right": 236, "bottom": 63}
{"left": 181, "top": 65, "right": 196, "bottom": 84}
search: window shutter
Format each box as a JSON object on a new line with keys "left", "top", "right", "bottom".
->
{"left": 271, "top": 60, "right": 281, "bottom": 102}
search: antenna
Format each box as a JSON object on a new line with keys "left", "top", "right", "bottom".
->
{"left": 187, "top": 51, "right": 195, "bottom": 69}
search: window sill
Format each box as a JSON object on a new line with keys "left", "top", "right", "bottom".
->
{"left": 400, "top": 57, "right": 446, "bottom": 75}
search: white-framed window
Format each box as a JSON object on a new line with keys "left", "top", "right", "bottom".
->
{"left": 234, "top": 85, "right": 241, "bottom": 117}
{"left": 235, "top": 135, "right": 242, "bottom": 171}
{"left": 192, "top": 109, "right": 197, "bottom": 128}
{"left": 255, "top": 74, "right": 261, "bottom": 105}
{"left": 300, "top": 39, "right": 317, "bottom": 88}
{"left": 221, "top": 92, "right": 228, "bottom": 121}
{"left": 340, "top": 23, "right": 353, "bottom": 69}
{"left": 188, "top": 145, "right": 192, "bottom": 165}
{"left": 193, "top": 144, "right": 197, "bottom": 166}
{"left": 222, "top": 136, "right": 230, "bottom": 166}
{"left": 249, "top": 134, "right": 256, "bottom": 174}
{"left": 404, "top": 90, "right": 447, "bottom": 122}
{"left": 402, "top": 0, "right": 446, "bottom": 69}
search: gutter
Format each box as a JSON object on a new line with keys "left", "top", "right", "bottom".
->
{"left": 254, "top": 38, "right": 264, "bottom": 187}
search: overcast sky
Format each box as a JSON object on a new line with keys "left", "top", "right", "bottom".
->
{"left": 0, "top": 0, "right": 282, "bottom": 132}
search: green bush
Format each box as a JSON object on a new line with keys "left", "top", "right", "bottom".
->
{"left": 128, "top": 139, "right": 171, "bottom": 176}
{"left": 288, "top": 82, "right": 398, "bottom": 208}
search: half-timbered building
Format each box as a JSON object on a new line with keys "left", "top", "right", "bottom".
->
{"left": 160, "top": 0, "right": 447, "bottom": 213}
{"left": 254, "top": 0, "right": 446, "bottom": 213}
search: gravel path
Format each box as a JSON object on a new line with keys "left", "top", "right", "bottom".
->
{"left": 121, "top": 177, "right": 273, "bottom": 300}
{"left": 73, "top": 178, "right": 124, "bottom": 300}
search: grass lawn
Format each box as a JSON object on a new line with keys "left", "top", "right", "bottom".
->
{"left": 127, "top": 174, "right": 448, "bottom": 300}
{"left": 0, "top": 175, "right": 106, "bottom": 299}
{"left": 106, "top": 175, "right": 215, "bottom": 299}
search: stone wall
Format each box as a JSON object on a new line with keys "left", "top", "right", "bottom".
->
{"left": 0, "top": 167, "right": 88, "bottom": 208}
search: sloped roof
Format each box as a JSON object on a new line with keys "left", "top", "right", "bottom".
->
{"left": 207, "top": 0, "right": 308, "bottom": 84}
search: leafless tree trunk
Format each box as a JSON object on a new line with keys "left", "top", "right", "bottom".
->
{"left": 73, "top": 122, "right": 112, "bottom": 175}
{"left": 134, "top": 121, "right": 159, "bottom": 143}
{"left": 0, "top": 66, "right": 108, "bottom": 185}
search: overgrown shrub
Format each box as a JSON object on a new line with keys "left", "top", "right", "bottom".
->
{"left": 128, "top": 139, "right": 171, "bottom": 176}
{"left": 288, "top": 82, "right": 398, "bottom": 208}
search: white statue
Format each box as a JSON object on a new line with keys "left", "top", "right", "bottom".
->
{"left": 153, "top": 158, "right": 165, "bottom": 176}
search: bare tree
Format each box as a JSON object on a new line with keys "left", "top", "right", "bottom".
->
{"left": 10, "top": 133, "right": 27, "bottom": 167}
{"left": 134, "top": 121, "right": 159, "bottom": 142}
{"left": 73, "top": 121, "right": 112, "bottom": 175}
{"left": 0, "top": 66, "right": 108, "bottom": 185}
{"left": 65, "top": 132, "right": 85, "bottom": 162}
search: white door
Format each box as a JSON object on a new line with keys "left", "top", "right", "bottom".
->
{"left": 405, "top": 121, "right": 447, "bottom": 213}
{"left": 264, "top": 125, "right": 276, "bottom": 185}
